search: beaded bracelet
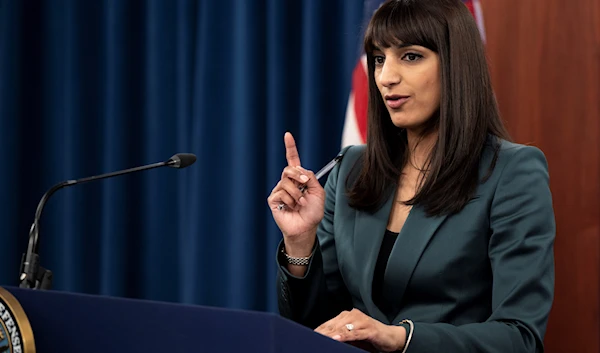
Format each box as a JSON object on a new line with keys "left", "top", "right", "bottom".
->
{"left": 281, "top": 246, "right": 312, "bottom": 266}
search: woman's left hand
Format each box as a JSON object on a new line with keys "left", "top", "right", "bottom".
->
{"left": 314, "top": 308, "right": 407, "bottom": 352}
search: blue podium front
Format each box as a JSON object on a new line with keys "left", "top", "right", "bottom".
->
{"left": 3, "top": 287, "right": 364, "bottom": 353}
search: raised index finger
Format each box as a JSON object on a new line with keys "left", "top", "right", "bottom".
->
{"left": 284, "top": 132, "right": 302, "bottom": 167}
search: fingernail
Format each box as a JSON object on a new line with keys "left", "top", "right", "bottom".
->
{"left": 332, "top": 335, "right": 341, "bottom": 341}
{"left": 300, "top": 175, "right": 309, "bottom": 183}
{"left": 298, "top": 196, "right": 306, "bottom": 206}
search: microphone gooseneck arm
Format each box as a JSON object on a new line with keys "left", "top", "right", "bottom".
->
{"left": 19, "top": 154, "right": 195, "bottom": 290}
{"left": 20, "top": 180, "right": 74, "bottom": 289}
{"left": 71, "top": 161, "right": 168, "bottom": 186}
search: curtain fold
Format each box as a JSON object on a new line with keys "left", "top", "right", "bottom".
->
{"left": 0, "top": 0, "right": 364, "bottom": 312}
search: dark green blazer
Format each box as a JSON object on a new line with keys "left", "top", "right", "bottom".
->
{"left": 277, "top": 138, "right": 555, "bottom": 353}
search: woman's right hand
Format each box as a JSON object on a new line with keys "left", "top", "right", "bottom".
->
{"left": 267, "top": 132, "right": 325, "bottom": 254}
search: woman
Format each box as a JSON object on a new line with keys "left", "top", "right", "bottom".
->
{"left": 267, "top": 0, "right": 555, "bottom": 352}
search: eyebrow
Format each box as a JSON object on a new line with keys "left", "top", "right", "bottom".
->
{"left": 372, "top": 42, "right": 416, "bottom": 51}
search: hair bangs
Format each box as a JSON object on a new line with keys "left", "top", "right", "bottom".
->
{"left": 364, "top": 0, "right": 441, "bottom": 54}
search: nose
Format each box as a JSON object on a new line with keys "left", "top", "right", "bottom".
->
{"left": 377, "top": 60, "right": 401, "bottom": 87}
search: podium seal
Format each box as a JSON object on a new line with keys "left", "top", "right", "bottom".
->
{"left": 0, "top": 287, "right": 35, "bottom": 353}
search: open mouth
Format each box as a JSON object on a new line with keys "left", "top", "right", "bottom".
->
{"left": 385, "top": 95, "right": 410, "bottom": 109}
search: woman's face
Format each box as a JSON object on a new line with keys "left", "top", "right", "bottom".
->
{"left": 373, "top": 44, "right": 441, "bottom": 132}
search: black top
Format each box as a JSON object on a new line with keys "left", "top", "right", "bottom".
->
{"left": 372, "top": 229, "right": 399, "bottom": 318}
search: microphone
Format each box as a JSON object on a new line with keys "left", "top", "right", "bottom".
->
{"left": 18, "top": 153, "right": 197, "bottom": 290}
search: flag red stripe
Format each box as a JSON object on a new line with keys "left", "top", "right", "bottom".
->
{"left": 352, "top": 59, "right": 369, "bottom": 143}
{"left": 464, "top": 1, "right": 475, "bottom": 16}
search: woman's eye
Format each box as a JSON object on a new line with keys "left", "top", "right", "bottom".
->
{"left": 403, "top": 53, "right": 423, "bottom": 62}
{"left": 374, "top": 56, "right": 385, "bottom": 65}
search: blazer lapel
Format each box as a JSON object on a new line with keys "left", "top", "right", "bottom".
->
{"left": 352, "top": 190, "right": 395, "bottom": 323}
{"left": 384, "top": 206, "right": 448, "bottom": 323}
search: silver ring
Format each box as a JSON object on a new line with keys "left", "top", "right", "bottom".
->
{"left": 345, "top": 323, "right": 354, "bottom": 331}
{"left": 277, "top": 203, "right": 285, "bottom": 211}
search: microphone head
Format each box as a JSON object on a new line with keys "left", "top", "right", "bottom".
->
{"left": 167, "top": 153, "right": 197, "bottom": 169}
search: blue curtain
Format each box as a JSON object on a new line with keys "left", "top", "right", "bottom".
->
{"left": 0, "top": 0, "right": 364, "bottom": 312}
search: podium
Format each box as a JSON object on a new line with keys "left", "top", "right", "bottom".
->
{"left": 3, "top": 286, "right": 364, "bottom": 353}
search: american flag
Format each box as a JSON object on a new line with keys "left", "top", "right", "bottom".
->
{"left": 341, "top": 0, "right": 486, "bottom": 147}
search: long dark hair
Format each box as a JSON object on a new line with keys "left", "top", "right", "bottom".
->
{"left": 347, "top": 0, "right": 510, "bottom": 216}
